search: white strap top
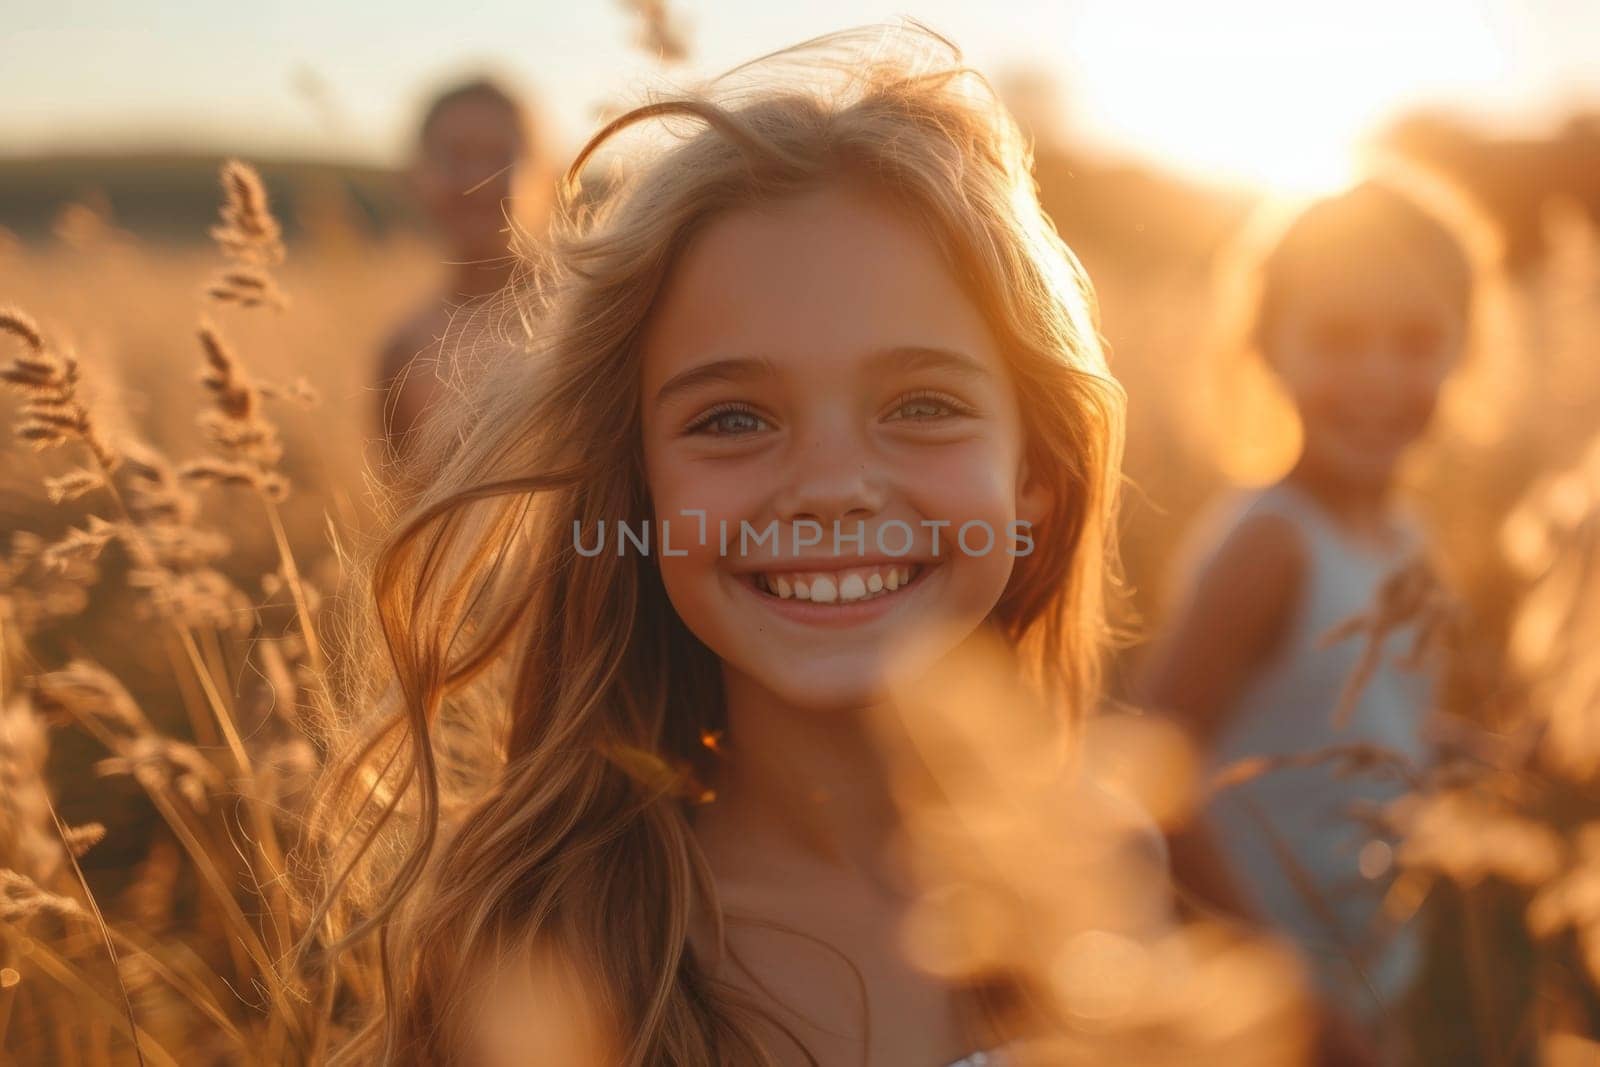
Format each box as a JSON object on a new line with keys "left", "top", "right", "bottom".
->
{"left": 1205, "top": 480, "right": 1430, "bottom": 770}
{"left": 1191, "top": 480, "right": 1433, "bottom": 1022}
{"left": 945, "top": 1050, "right": 1006, "bottom": 1066}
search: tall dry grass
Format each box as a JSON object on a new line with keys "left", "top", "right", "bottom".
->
{"left": 0, "top": 161, "right": 424, "bottom": 1065}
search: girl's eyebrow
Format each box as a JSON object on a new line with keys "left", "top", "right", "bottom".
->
{"left": 652, "top": 345, "right": 990, "bottom": 408}
{"left": 867, "top": 344, "right": 991, "bottom": 380}
{"left": 654, "top": 356, "right": 777, "bottom": 408}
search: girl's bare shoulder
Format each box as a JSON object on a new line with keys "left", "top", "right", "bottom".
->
{"left": 1174, "top": 497, "right": 1308, "bottom": 642}
{"left": 1211, "top": 504, "right": 1306, "bottom": 584}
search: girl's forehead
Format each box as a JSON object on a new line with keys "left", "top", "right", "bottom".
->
{"left": 1275, "top": 251, "right": 1466, "bottom": 324}
{"left": 422, "top": 97, "right": 525, "bottom": 152}
{"left": 640, "top": 184, "right": 1001, "bottom": 383}
{"left": 675, "top": 182, "right": 946, "bottom": 292}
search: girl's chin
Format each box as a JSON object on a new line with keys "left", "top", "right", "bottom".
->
{"left": 736, "top": 640, "right": 969, "bottom": 713}
{"left": 1307, "top": 440, "right": 1406, "bottom": 484}
{"left": 1334, "top": 452, "right": 1406, "bottom": 484}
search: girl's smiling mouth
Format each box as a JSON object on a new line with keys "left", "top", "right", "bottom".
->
{"left": 733, "top": 560, "right": 937, "bottom": 626}
{"left": 754, "top": 562, "right": 923, "bottom": 602}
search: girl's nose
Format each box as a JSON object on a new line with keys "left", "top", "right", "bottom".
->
{"left": 771, "top": 419, "right": 888, "bottom": 527}
{"left": 1350, "top": 343, "right": 1406, "bottom": 396}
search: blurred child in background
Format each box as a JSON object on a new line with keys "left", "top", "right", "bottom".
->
{"left": 1137, "top": 174, "right": 1494, "bottom": 1064}
{"left": 374, "top": 75, "right": 552, "bottom": 462}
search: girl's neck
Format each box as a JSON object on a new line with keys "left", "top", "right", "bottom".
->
{"left": 693, "top": 672, "right": 913, "bottom": 902}
{"left": 1283, "top": 457, "right": 1401, "bottom": 546}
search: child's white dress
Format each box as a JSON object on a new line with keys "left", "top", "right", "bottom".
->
{"left": 1189, "top": 480, "right": 1432, "bottom": 1031}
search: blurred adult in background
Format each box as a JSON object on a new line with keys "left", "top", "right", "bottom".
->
{"left": 1136, "top": 173, "right": 1497, "bottom": 1065}
{"left": 375, "top": 75, "right": 553, "bottom": 465}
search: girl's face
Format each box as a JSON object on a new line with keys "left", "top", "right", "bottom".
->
{"left": 640, "top": 181, "right": 1049, "bottom": 711}
{"left": 1266, "top": 259, "right": 1465, "bottom": 490}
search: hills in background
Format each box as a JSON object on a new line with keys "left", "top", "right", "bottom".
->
{"left": 1, "top": 109, "right": 1597, "bottom": 273}
{"left": 0, "top": 153, "right": 411, "bottom": 248}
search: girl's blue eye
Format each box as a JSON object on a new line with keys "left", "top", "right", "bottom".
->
{"left": 886, "top": 391, "right": 970, "bottom": 421}
{"left": 689, "top": 405, "right": 767, "bottom": 436}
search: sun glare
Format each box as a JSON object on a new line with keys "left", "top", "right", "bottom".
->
{"left": 1057, "top": 1, "right": 1509, "bottom": 194}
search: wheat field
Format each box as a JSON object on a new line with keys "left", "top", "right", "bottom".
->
{"left": 1, "top": 149, "right": 1598, "bottom": 1065}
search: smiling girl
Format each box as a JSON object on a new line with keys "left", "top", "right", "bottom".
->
{"left": 310, "top": 22, "right": 1126, "bottom": 1066}
{"left": 1137, "top": 175, "right": 1496, "bottom": 1062}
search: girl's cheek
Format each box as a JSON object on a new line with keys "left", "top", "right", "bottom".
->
{"left": 1269, "top": 344, "right": 1316, "bottom": 400}
{"left": 1292, "top": 364, "right": 1345, "bottom": 418}
{"left": 650, "top": 465, "right": 769, "bottom": 564}
{"left": 901, "top": 430, "right": 1026, "bottom": 495}
{"left": 1403, "top": 378, "right": 1446, "bottom": 432}
{"left": 938, "top": 455, "right": 1021, "bottom": 518}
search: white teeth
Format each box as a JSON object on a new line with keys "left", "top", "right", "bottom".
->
{"left": 755, "top": 563, "right": 923, "bottom": 604}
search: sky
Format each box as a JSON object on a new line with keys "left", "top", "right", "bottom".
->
{"left": 5, "top": 0, "right": 1600, "bottom": 193}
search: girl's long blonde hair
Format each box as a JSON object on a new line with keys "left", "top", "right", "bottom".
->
{"left": 306, "top": 20, "right": 1125, "bottom": 1064}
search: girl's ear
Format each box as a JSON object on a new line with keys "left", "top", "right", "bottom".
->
{"left": 1016, "top": 454, "right": 1054, "bottom": 530}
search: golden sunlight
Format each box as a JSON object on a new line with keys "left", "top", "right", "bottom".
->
{"left": 1061, "top": 1, "right": 1509, "bottom": 193}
